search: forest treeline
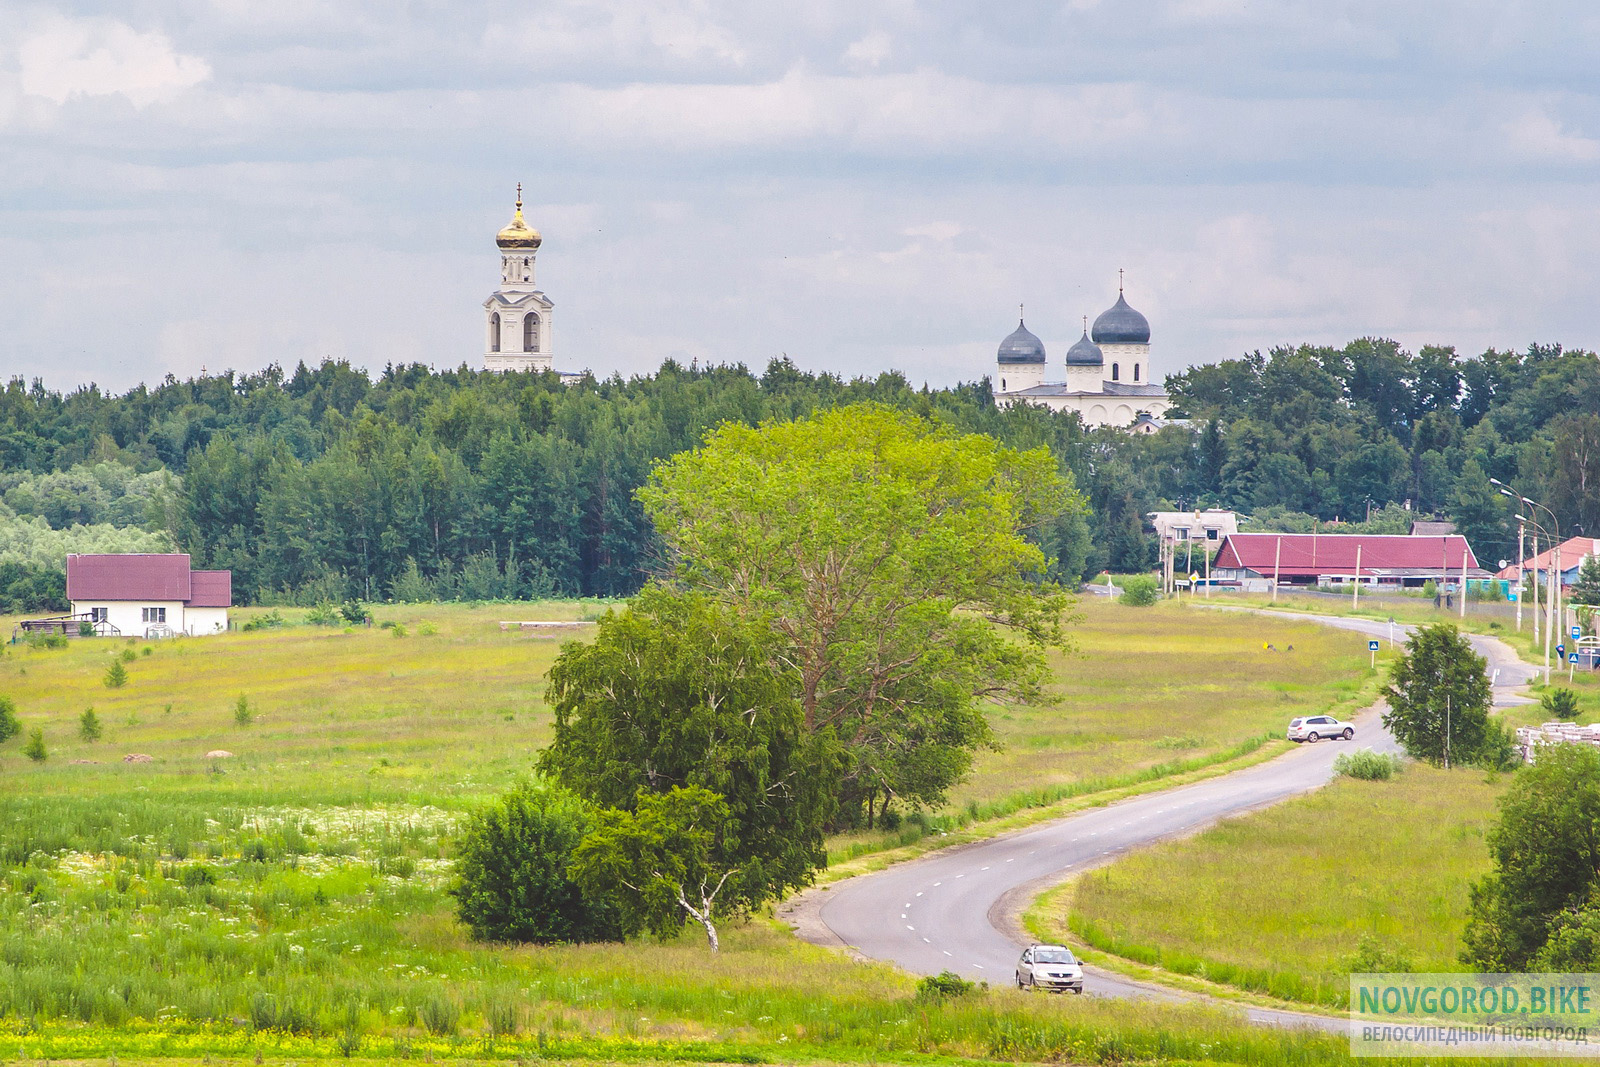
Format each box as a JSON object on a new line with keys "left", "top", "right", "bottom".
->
{"left": 0, "top": 337, "right": 1597, "bottom": 610}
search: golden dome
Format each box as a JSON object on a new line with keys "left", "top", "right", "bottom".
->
{"left": 496, "top": 184, "right": 542, "bottom": 250}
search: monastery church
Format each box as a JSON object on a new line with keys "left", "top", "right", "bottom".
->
{"left": 993, "top": 279, "right": 1173, "bottom": 430}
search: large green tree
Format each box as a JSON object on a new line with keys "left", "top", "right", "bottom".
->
{"left": 1380, "top": 624, "right": 1495, "bottom": 767}
{"left": 541, "top": 586, "right": 838, "bottom": 902}
{"left": 1462, "top": 744, "right": 1600, "bottom": 971}
{"left": 636, "top": 404, "right": 1080, "bottom": 824}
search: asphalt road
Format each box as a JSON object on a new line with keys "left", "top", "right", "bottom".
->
{"left": 788, "top": 611, "right": 1538, "bottom": 1030}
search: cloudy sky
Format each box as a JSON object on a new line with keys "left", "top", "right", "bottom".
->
{"left": 4, "top": 1, "right": 1600, "bottom": 394}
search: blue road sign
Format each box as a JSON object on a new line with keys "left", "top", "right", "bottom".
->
{"left": 1572, "top": 653, "right": 1582, "bottom": 664}
{"left": 1575, "top": 626, "right": 1584, "bottom": 640}
{"left": 1368, "top": 640, "right": 1380, "bottom": 651}
{"left": 1557, "top": 644, "right": 1566, "bottom": 657}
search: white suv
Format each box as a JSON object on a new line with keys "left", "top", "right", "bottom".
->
{"left": 1015, "top": 944, "right": 1084, "bottom": 993}
{"left": 1288, "top": 715, "right": 1354, "bottom": 743}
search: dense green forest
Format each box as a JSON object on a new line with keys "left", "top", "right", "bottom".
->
{"left": 1, "top": 337, "right": 1596, "bottom": 611}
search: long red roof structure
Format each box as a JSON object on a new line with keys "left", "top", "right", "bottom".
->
{"left": 1213, "top": 533, "right": 1480, "bottom": 579}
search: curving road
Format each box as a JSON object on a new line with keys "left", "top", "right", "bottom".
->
{"left": 784, "top": 612, "right": 1538, "bottom": 1029}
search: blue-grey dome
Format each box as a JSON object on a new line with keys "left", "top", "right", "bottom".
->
{"left": 1091, "top": 292, "right": 1150, "bottom": 345}
{"left": 996, "top": 320, "right": 1046, "bottom": 364}
{"left": 1065, "top": 329, "right": 1103, "bottom": 366}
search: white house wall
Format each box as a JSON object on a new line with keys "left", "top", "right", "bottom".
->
{"left": 185, "top": 607, "right": 229, "bottom": 635}
{"left": 71, "top": 600, "right": 186, "bottom": 638}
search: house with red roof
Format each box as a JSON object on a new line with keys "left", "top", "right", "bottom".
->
{"left": 1211, "top": 533, "right": 1490, "bottom": 589}
{"left": 66, "top": 554, "right": 232, "bottom": 637}
{"left": 1494, "top": 536, "right": 1599, "bottom": 590}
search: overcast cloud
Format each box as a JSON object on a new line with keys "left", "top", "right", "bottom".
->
{"left": 3, "top": 1, "right": 1599, "bottom": 392}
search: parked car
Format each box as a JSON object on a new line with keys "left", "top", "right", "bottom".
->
{"left": 1015, "top": 944, "right": 1084, "bottom": 993}
{"left": 1288, "top": 715, "right": 1355, "bottom": 743}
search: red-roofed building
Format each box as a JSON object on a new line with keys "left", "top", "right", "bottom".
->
{"left": 66, "top": 554, "right": 232, "bottom": 636}
{"left": 1211, "top": 533, "right": 1490, "bottom": 589}
{"left": 1494, "top": 536, "right": 1599, "bottom": 590}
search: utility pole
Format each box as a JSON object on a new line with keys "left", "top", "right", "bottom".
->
{"left": 1272, "top": 535, "right": 1282, "bottom": 603}
{"left": 1460, "top": 544, "right": 1469, "bottom": 620}
{"left": 1515, "top": 518, "right": 1525, "bottom": 633}
{"left": 1353, "top": 544, "right": 1362, "bottom": 609}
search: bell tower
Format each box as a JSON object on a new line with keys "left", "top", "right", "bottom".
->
{"left": 484, "top": 184, "right": 554, "bottom": 372}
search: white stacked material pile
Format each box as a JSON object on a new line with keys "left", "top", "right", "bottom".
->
{"left": 1516, "top": 721, "right": 1600, "bottom": 763}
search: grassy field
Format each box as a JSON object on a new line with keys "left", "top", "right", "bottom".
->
{"left": 0, "top": 596, "right": 1394, "bottom": 1065}
{"left": 1211, "top": 588, "right": 1600, "bottom": 728}
{"left": 1047, "top": 763, "right": 1504, "bottom": 1009}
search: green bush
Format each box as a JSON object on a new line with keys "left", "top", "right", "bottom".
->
{"left": 1541, "top": 688, "right": 1581, "bottom": 720}
{"left": 0, "top": 696, "right": 20, "bottom": 743}
{"left": 103, "top": 661, "right": 128, "bottom": 688}
{"left": 23, "top": 727, "right": 46, "bottom": 762}
{"left": 306, "top": 602, "right": 340, "bottom": 626}
{"left": 240, "top": 609, "right": 287, "bottom": 632}
{"left": 78, "top": 708, "right": 102, "bottom": 743}
{"left": 1118, "top": 574, "right": 1160, "bottom": 607}
{"left": 1422, "top": 579, "right": 1438, "bottom": 599}
{"left": 1332, "top": 748, "right": 1403, "bottom": 781}
{"left": 916, "top": 970, "right": 977, "bottom": 999}
{"left": 451, "top": 780, "right": 625, "bottom": 944}
{"left": 234, "top": 694, "right": 253, "bottom": 727}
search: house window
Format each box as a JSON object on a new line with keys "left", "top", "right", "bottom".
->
{"left": 142, "top": 607, "right": 166, "bottom": 624}
{"left": 89, "top": 607, "right": 108, "bottom": 623}
{"left": 1174, "top": 527, "right": 1191, "bottom": 541}
{"left": 1111, "top": 363, "right": 1120, "bottom": 381}
{"left": 1207, "top": 528, "right": 1220, "bottom": 541}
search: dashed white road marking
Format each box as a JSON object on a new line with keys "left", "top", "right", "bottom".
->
{"left": 915, "top": 891, "right": 923, "bottom": 897}
{"left": 943, "top": 950, "right": 952, "bottom": 957}
{"left": 932, "top": 881, "right": 941, "bottom": 887}
{"left": 980, "top": 866, "right": 990, "bottom": 871}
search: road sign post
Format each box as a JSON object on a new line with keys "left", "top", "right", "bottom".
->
{"left": 1369, "top": 639, "right": 1380, "bottom": 669}
{"left": 1572, "top": 652, "right": 1581, "bottom": 683}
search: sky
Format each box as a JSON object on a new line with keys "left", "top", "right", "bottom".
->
{"left": 3, "top": 1, "right": 1600, "bottom": 394}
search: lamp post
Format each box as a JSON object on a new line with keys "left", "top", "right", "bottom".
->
{"left": 1515, "top": 510, "right": 1557, "bottom": 683}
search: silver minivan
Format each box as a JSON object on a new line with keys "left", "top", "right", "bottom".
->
{"left": 1288, "top": 715, "right": 1354, "bottom": 743}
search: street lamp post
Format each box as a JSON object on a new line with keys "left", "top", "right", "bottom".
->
{"left": 1515, "top": 510, "right": 1558, "bottom": 683}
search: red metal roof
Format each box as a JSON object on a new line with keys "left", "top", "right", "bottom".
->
{"left": 188, "top": 570, "right": 233, "bottom": 608}
{"left": 1213, "top": 533, "right": 1480, "bottom": 578}
{"left": 67, "top": 554, "right": 192, "bottom": 602}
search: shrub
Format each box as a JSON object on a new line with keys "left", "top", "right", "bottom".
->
{"left": 417, "top": 621, "right": 438, "bottom": 636}
{"left": 306, "top": 603, "right": 340, "bottom": 626}
{"left": 78, "top": 707, "right": 102, "bottom": 743}
{"left": 234, "top": 694, "right": 253, "bottom": 727}
{"left": 452, "top": 780, "right": 625, "bottom": 944}
{"left": 23, "top": 727, "right": 46, "bottom": 762}
{"left": 1422, "top": 579, "right": 1438, "bottom": 599}
{"left": 916, "top": 970, "right": 977, "bottom": 999}
{"left": 1541, "top": 688, "right": 1581, "bottom": 720}
{"left": 339, "top": 600, "right": 372, "bottom": 625}
{"left": 1345, "top": 933, "right": 1413, "bottom": 973}
{"left": 103, "top": 661, "right": 128, "bottom": 688}
{"left": 119, "top": 647, "right": 136, "bottom": 662}
{"left": 0, "top": 696, "right": 20, "bottom": 743}
{"left": 390, "top": 623, "right": 408, "bottom": 638}
{"left": 78, "top": 621, "right": 94, "bottom": 636}
{"left": 1332, "top": 748, "right": 1403, "bottom": 781}
{"left": 1118, "top": 574, "right": 1160, "bottom": 606}
{"left": 241, "top": 609, "right": 287, "bottom": 632}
